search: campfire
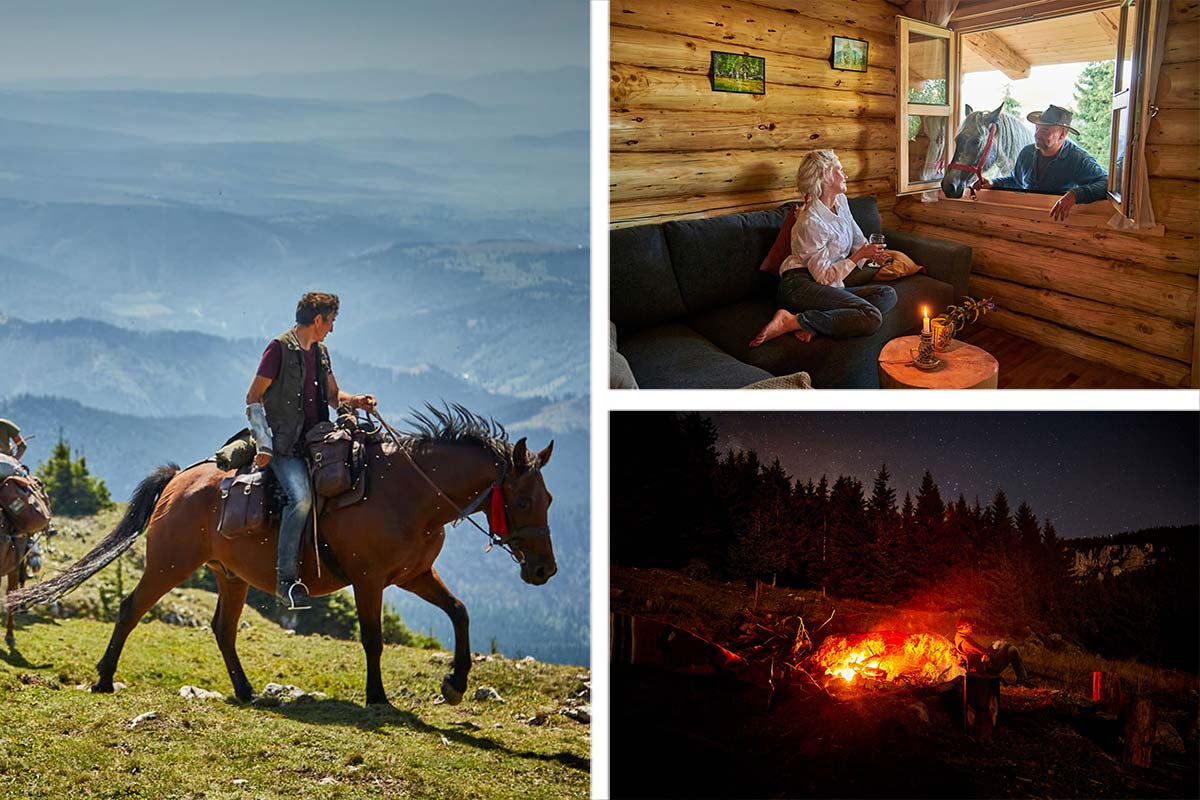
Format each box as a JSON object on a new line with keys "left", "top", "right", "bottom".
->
{"left": 810, "top": 631, "right": 965, "bottom": 688}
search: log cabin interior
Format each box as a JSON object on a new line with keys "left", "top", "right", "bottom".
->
{"left": 609, "top": 0, "right": 1199, "bottom": 389}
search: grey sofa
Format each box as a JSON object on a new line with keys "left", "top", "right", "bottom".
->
{"left": 610, "top": 197, "right": 972, "bottom": 389}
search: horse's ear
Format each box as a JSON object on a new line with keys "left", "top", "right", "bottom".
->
{"left": 512, "top": 437, "right": 529, "bottom": 471}
{"left": 536, "top": 441, "right": 554, "bottom": 468}
{"left": 965, "top": 103, "right": 974, "bottom": 116}
{"left": 988, "top": 102, "right": 1004, "bottom": 121}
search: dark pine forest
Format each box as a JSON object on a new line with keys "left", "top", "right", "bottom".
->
{"left": 612, "top": 413, "right": 1198, "bottom": 671}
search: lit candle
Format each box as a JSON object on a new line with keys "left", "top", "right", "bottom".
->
{"left": 922, "top": 306, "right": 931, "bottom": 334}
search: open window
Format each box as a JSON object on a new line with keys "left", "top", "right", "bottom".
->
{"left": 896, "top": 1, "right": 1169, "bottom": 226}
{"left": 896, "top": 17, "right": 956, "bottom": 195}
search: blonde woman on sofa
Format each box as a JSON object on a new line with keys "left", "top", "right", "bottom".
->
{"left": 750, "top": 150, "right": 897, "bottom": 347}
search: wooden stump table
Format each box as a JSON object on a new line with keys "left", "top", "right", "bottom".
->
{"left": 878, "top": 336, "right": 999, "bottom": 389}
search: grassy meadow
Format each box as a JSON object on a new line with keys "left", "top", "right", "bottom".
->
{"left": 0, "top": 510, "right": 590, "bottom": 799}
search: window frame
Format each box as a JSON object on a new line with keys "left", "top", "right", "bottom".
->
{"left": 896, "top": 1, "right": 1165, "bottom": 225}
{"left": 895, "top": 16, "right": 957, "bottom": 195}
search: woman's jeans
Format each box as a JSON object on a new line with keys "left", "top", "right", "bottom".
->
{"left": 269, "top": 454, "right": 313, "bottom": 588}
{"left": 778, "top": 268, "right": 897, "bottom": 338}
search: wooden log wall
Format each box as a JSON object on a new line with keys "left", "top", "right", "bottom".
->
{"left": 893, "top": 0, "right": 1200, "bottom": 387}
{"left": 610, "top": 0, "right": 903, "bottom": 228}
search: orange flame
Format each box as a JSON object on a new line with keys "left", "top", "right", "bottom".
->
{"left": 811, "top": 631, "right": 964, "bottom": 688}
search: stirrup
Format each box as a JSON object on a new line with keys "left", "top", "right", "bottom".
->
{"left": 286, "top": 580, "right": 311, "bottom": 611}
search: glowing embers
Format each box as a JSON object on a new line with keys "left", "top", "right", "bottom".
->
{"left": 810, "top": 631, "right": 965, "bottom": 689}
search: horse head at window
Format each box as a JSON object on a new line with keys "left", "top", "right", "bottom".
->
{"left": 942, "top": 103, "right": 1034, "bottom": 199}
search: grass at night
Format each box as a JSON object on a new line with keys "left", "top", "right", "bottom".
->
{"left": 611, "top": 566, "right": 1199, "bottom": 799}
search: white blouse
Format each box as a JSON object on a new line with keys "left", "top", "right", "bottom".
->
{"left": 778, "top": 193, "right": 868, "bottom": 288}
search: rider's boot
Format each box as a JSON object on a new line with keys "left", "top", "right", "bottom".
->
{"left": 275, "top": 515, "right": 310, "bottom": 611}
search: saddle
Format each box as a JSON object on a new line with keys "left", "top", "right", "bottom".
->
{"left": 214, "top": 410, "right": 375, "bottom": 539}
{"left": 0, "top": 475, "right": 52, "bottom": 537}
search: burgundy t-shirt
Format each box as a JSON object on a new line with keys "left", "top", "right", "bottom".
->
{"left": 256, "top": 339, "right": 323, "bottom": 427}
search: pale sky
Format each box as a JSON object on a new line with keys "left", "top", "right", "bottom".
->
{"left": 0, "top": 0, "right": 588, "bottom": 80}
{"left": 963, "top": 61, "right": 1118, "bottom": 127}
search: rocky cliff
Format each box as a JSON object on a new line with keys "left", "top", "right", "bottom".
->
{"left": 1071, "top": 542, "right": 1159, "bottom": 580}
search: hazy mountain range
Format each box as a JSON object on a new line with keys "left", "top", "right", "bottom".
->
{"left": 0, "top": 64, "right": 589, "bottom": 664}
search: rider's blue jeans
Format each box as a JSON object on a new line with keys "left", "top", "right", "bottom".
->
{"left": 269, "top": 454, "right": 312, "bottom": 586}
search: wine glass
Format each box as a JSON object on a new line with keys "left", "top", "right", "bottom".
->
{"left": 868, "top": 233, "right": 886, "bottom": 268}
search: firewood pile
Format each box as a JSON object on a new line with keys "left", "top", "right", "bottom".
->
{"left": 728, "top": 608, "right": 814, "bottom": 669}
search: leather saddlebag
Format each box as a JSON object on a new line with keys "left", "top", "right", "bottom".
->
{"left": 305, "top": 421, "right": 353, "bottom": 498}
{"left": 218, "top": 470, "right": 271, "bottom": 538}
{"left": 0, "top": 477, "right": 52, "bottom": 536}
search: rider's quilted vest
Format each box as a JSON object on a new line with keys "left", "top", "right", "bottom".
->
{"left": 262, "top": 328, "right": 331, "bottom": 456}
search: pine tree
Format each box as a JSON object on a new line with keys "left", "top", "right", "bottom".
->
{"left": 868, "top": 464, "right": 900, "bottom": 600}
{"left": 912, "top": 470, "right": 946, "bottom": 582}
{"left": 1001, "top": 82, "right": 1021, "bottom": 117}
{"left": 1073, "top": 60, "right": 1116, "bottom": 164}
{"left": 35, "top": 431, "right": 114, "bottom": 517}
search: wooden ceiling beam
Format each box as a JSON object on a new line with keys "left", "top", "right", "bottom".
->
{"left": 950, "top": 0, "right": 1119, "bottom": 33}
{"left": 963, "top": 30, "right": 1031, "bottom": 79}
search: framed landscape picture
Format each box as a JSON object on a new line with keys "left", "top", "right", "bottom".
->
{"left": 832, "top": 35, "right": 869, "bottom": 72}
{"left": 711, "top": 51, "right": 765, "bottom": 94}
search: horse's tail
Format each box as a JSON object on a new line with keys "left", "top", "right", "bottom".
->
{"left": 6, "top": 464, "right": 179, "bottom": 613}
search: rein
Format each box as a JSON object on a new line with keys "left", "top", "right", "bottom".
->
{"left": 947, "top": 121, "right": 997, "bottom": 190}
{"left": 367, "top": 410, "right": 543, "bottom": 564}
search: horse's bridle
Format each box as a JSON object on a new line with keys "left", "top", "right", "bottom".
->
{"left": 368, "top": 410, "right": 550, "bottom": 565}
{"left": 947, "top": 121, "right": 998, "bottom": 190}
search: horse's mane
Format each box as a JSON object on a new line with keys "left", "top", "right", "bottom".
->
{"left": 403, "top": 403, "right": 514, "bottom": 468}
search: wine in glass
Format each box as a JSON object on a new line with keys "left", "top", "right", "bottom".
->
{"left": 868, "top": 233, "right": 886, "bottom": 268}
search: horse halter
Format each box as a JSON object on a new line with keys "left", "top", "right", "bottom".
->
{"left": 947, "top": 121, "right": 998, "bottom": 187}
{"left": 369, "top": 410, "right": 548, "bottom": 565}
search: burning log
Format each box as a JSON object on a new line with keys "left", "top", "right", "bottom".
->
{"left": 964, "top": 673, "right": 1001, "bottom": 742}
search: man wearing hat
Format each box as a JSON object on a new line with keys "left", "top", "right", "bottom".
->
{"left": 976, "top": 104, "right": 1108, "bottom": 221}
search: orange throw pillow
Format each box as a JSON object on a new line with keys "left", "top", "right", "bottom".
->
{"left": 758, "top": 205, "right": 799, "bottom": 275}
{"left": 874, "top": 249, "right": 925, "bottom": 280}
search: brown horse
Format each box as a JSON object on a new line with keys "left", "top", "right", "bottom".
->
{"left": 0, "top": 531, "right": 37, "bottom": 647}
{"left": 9, "top": 406, "right": 557, "bottom": 706}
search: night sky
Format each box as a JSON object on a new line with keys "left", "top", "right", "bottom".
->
{"left": 706, "top": 412, "right": 1199, "bottom": 540}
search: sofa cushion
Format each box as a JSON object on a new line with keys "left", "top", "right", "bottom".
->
{"left": 686, "top": 273, "right": 955, "bottom": 388}
{"left": 758, "top": 204, "right": 800, "bottom": 275}
{"left": 610, "top": 223, "right": 688, "bottom": 334}
{"left": 662, "top": 206, "right": 787, "bottom": 316}
{"left": 620, "top": 323, "right": 774, "bottom": 389}
{"left": 848, "top": 196, "right": 882, "bottom": 237}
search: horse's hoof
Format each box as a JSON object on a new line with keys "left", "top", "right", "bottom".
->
{"left": 90, "top": 682, "right": 114, "bottom": 694}
{"left": 366, "top": 695, "right": 392, "bottom": 708}
{"left": 4, "top": 636, "right": 14, "bottom": 648}
{"left": 441, "top": 675, "right": 464, "bottom": 706}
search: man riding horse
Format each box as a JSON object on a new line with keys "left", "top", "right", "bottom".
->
{"left": 246, "top": 292, "right": 376, "bottom": 611}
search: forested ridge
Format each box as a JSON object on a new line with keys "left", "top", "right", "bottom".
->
{"left": 612, "top": 412, "right": 1198, "bottom": 670}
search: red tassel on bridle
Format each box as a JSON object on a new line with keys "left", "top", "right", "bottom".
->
{"left": 486, "top": 483, "right": 509, "bottom": 538}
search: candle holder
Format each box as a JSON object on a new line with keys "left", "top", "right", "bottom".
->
{"left": 910, "top": 330, "right": 941, "bottom": 370}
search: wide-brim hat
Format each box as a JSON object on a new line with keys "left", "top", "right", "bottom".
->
{"left": 1027, "top": 104, "right": 1080, "bottom": 135}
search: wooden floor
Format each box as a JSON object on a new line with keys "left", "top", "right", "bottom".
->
{"left": 958, "top": 327, "right": 1172, "bottom": 389}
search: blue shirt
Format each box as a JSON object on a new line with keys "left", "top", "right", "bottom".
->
{"left": 991, "top": 138, "right": 1109, "bottom": 204}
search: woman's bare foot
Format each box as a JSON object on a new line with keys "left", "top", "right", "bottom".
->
{"left": 793, "top": 328, "right": 814, "bottom": 343}
{"left": 749, "top": 309, "right": 801, "bottom": 348}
